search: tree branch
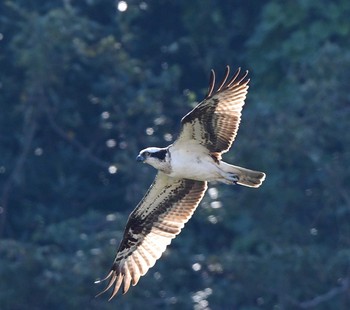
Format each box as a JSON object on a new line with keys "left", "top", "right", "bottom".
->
{"left": 43, "top": 99, "right": 110, "bottom": 169}
{"left": 287, "top": 277, "right": 349, "bottom": 308}
{"left": 0, "top": 104, "right": 37, "bottom": 237}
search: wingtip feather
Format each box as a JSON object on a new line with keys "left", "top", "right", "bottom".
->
{"left": 95, "top": 270, "right": 116, "bottom": 299}
{"left": 108, "top": 274, "right": 123, "bottom": 300}
{"left": 206, "top": 69, "right": 216, "bottom": 98}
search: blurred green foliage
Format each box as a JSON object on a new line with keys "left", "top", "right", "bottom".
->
{"left": 0, "top": 0, "right": 350, "bottom": 309}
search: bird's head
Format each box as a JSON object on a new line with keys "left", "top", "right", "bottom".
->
{"left": 136, "top": 147, "right": 170, "bottom": 171}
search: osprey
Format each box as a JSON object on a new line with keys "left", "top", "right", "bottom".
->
{"left": 96, "top": 66, "right": 266, "bottom": 299}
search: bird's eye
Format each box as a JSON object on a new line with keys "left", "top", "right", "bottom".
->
{"left": 144, "top": 151, "right": 150, "bottom": 156}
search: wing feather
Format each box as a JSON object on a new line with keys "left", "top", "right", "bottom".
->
{"left": 176, "top": 66, "right": 249, "bottom": 159}
{"left": 112, "top": 274, "right": 123, "bottom": 298}
{"left": 133, "top": 248, "right": 148, "bottom": 275}
{"left": 97, "top": 172, "right": 207, "bottom": 299}
{"left": 206, "top": 69, "right": 216, "bottom": 97}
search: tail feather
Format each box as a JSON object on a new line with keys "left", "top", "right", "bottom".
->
{"left": 220, "top": 163, "right": 266, "bottom": 188}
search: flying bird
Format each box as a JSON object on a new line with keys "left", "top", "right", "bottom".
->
{"left": 96, "top": 66, "right": 266, "bottom": 299}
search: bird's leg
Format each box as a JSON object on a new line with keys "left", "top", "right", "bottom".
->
{"left": 225, "top": 172, "right": 239, "bottom": 184}
{"left": 216, "top": 172, "right": 239, "bottom": 185}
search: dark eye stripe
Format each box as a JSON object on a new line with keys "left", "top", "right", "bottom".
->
{"left": 150, "top": 149, "right": 167, "bottom": 160}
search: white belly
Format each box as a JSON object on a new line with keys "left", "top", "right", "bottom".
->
{"left": 167, "top": 144, "right": 220, "bottom": 181}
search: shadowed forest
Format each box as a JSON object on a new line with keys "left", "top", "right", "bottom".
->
{"left": 1, "top": 1, "right": 350, "bottom": 309}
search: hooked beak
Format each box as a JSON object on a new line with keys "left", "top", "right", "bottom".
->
{"left": 136, "top": 155, "right": 145, "bottom": 162}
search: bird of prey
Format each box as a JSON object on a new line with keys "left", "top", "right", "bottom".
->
{"left": 96, "top": 66, "right": 266, "bottom": 299}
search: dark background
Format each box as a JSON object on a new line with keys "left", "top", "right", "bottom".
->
{"left": 1, "top": 0, "right": 350, "bottom": 309}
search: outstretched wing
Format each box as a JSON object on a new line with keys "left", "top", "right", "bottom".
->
{"left": 97, "top": 172, "right": 207, "bottom": 299}
{"left": 176, "top": 66, "right": 249, "bottom": 159}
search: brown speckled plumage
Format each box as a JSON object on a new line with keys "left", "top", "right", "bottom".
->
{"left": 97, "top": 173, "right": 207, "bottom": 299}
{"left": 179, "top": 66, "right": 249, "bottom": 161}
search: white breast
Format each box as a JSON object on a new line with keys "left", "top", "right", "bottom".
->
{"left": 168, "top": 142, "right": 220, "bottom": 181}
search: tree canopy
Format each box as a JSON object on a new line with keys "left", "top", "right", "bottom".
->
{"left": 1, "top": 1, "right": 349, "bottom": 309}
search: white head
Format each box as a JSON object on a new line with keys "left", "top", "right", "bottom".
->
{"left": 136, "top": 147, "right": 171, "bottom": 172}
